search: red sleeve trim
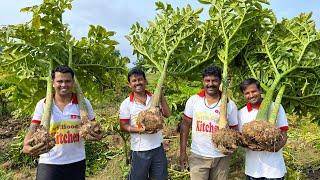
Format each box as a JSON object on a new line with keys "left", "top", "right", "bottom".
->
{"left": 31, "top": 120, "right": 41, "bottom": 124}
{"left": 197, "top": 89, "right": 205, "bottom": 97}
{"left": 229, "top": 125, "right": 238, "bottom": 128}
{"left": 120, "top": 119, "right": 130, "bottom": 123}
{"left": 279, "top": 126, "right": 289, "bottom": 132}
{"left": 183, "top": 114, "right": 192, "bottom": 120}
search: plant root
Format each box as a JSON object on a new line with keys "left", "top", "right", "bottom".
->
{"left": 241, "top": 120, "right": 282, "bottom": 151}
{"left": 136, "top": 107, "right": 164, "bottom": 133}
{"left": 212, "top": 128, "right": 241, "bottom": 155}
{"left": 30, "top": 126, "right": 55, "bottom": 153}
{"left": 79, "top": 121, "right": 103, "bottom": 140}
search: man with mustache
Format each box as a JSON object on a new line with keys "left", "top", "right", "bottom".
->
{"left": 179, "top": 65, "right": 238, "bottom": 180}
{"left": 238, "top": 78, "right": 288, "bottom": 180}
{"left": 119, "top": 67, "right": 171, "bottom": 180}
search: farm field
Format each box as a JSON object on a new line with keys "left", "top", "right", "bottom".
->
{"left": 1, "top": 104, "right": 320, "bottom": 179}
{"left": 1, "top": 0, "right": 320, "bottom": 179}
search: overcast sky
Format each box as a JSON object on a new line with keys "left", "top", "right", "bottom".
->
{"left": 1, "top": 0, "right": 319, "bottom": 64}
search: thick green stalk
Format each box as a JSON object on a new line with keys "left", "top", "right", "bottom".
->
{"left": 151, "top": 57, "right": 169, "bottom": 107}
{"left": 268, "top": 85, "right": 286, "bottom": 125}
{"left": 74, "top": 77, "right": 89, "bottom": 123}
{"left": 256, "top": 77, "right": 282, "bottom": 121}
{"left": 41, "top": 59, "right": 53, "bottom": 129}
{"left": 68, "top": 44, "right": 73, "bottom": 66}
{"left": 218, "top": 62, "right": 228, "bottom": 128}
{"left": 68, "top": 44, "right": 88, "bottom": 123}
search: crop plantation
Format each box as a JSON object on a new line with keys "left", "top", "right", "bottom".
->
{"left": 0, "top": 0, "right": 320, "bottom": 179}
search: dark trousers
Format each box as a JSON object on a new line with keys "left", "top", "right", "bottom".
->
{"left": 36, "top": 159, "right": 86, "bottom": 180}
{"left": 129, "top": 144, "right": 168, "bottom": 180}
{"left": 246, "top": 175, "right": 285, "bottom": 180}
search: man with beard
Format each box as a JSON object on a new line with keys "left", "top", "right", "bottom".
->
{"left": 179, "top": 65, "right": 238, "bottom": 180}
{"left": 238, "top": 78, "right": 288, "bottom": 179}
{"left": 119, "top": 67, "right": 171, "bottom": 180}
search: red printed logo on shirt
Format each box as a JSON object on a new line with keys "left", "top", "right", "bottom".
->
{"left": 215, "top": 109, "right": 220, "bottom": 114}
{"left": 70, "top": 114, "right": 78, "bottom": 119}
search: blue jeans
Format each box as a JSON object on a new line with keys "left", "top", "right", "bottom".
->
{"left": 128, "top": 144, "right": 168, "bottom": 180}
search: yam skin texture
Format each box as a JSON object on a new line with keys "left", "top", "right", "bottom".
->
{"left": 241, "top": 120, "right": 282, "bottom": 151}
{"left": 136, "top": 107, "right": 164, "bottom": 134}
{"left": 212, "top": 128, "right": 241, "bottom": 155}
{"left": 30, "top": 126, "right": 56, "bottom": 153}
{"left": 79, "top": 121, "right": 103, "bottom": 140}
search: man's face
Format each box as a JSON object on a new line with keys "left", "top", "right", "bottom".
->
{"left": 128, "top": 74, "right": 146, "bottom": 93}
{"left": 52, "top": 72, "right": 74, "bottom": 96}
{"left": 243, "top": 84, "right": 262, "bottom": 105}
{"left": 203, "top": 75, "right": 221, "bottom": 96}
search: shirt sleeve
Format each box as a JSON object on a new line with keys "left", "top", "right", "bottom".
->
{"left": 276, "top": 104, "right": 288, "bottom": 131}
{"left": 227, "top": 100, "right": 238, "bottom": 126}
{"left": 237, "top": 110, "right": 243, "bottom": 131}
{"left": 184, "top": 96, "right": 195, "bottom": 119}
{"left": 84, "top": 98, "right": 95, "bottom": 121}
{"left": 119, "top": 99, "right": 130, "bottom": 123}
{"left": 31, "top": 99, "right": 45, "bottom": 124}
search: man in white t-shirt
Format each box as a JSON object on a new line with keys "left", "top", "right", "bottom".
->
{"left": 119, "top": 67, "right": 171, "bottom": 180}
{"left": 23, "top": 65, "right": 102, "bottom": 180}
{"left": 179, "top": 65, "right": 238, "bottom": 180}
{"left": 238, "top": 78, "right": 288, "bottom": 180}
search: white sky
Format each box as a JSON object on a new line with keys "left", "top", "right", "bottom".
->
{"left": 1, "top": 0, "right": 319, "bottom": 64}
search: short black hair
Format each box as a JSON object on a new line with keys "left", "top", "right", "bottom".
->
{"left": 240, "top": 78, "right": 261, "bottom": 93}
{"left": 51, "top": 65, "right": 75, "bottom": 80}
{"left": 127, "top": 67, "right": 146, "bottom": 82}
{"left": 201, "top": 65, "right": 222, "bottom": 80}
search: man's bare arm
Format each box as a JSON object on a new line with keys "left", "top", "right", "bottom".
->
{"left": 160, "top": 93, "right": 171, "bottom": 118}
{"left": 22, "top": 123, "right": 39, "bottom": 154}
{"left": 120, "top": 121, "right": 145, "bottom": 133}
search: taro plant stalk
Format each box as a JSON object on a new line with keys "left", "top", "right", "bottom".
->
{"left": 242, "top": 12, "right": 320, "bottom": 150}
{"left": 200, "top": 0, "right": 271, "bottom": 154}
{"left": 68, "top": 43, "right": 89, "bottom": 124}
{"left": 127, "top": 2, "right": 218, "bottom": 132}
{"left": 269, "top": 85, "right": 286, "bottom": 125}
{"left": 67, "top": 43, "right": 103, "bottom": 140}
{"left": 246, "top": 13, "right": 320, "bottom": 122}
{"left": 30, "top": 59, "right": 56, "bottom": 152}
{"left": 41, "top": 59, "right": 53, "bottom": 129}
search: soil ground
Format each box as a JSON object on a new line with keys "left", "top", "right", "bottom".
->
{"left": 0, "top": 117, "right": 27, "bottom": 152}
{"left": 1, "top": 116, "right": 320, "bottom": 180}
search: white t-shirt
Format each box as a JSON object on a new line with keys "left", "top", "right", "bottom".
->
{"left": 238, "top": 103, "right": 288, "bottom": 178}
{"left": 184, "top": 90, "right": 238, "bottom": 158}
{"left": 31, "top": 94, "right": 95, "bottom": 165}
{"left": 119, "top": 91, "right": 162, "bottom": 151}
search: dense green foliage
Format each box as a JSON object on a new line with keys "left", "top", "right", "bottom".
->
{"left": 242, "top": 12, "right": 320, "bottom": 121}
{"left": 0, "top": 0, "right": 128, "bottom": 117}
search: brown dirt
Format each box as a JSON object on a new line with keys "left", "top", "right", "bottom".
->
{"left": 307, "top": 169, "right": 320, "bottom": 180}
{"left": 0, "top": 117, "right": 27, "bottom": 151}
{"left": 79, "top": 121, "right": 103, "bottom": 140}
{"left": 105, "top": 135, "right": 123, "bottom": 148}
{"left": 136, "top": 107, "right": 164, "bottom": 133}
{"left": 12, "top": 167, "right": 36, "bottom": 180}
{"left": 30, "top": 127, "right": 55, "bottom": 151}
{"left": 241, "top": 120, "right": 282, "bottom": 151}
{"left": 0, "top": 161, "right": 13, "bottom": 170}
{"left": 212, "top": 128, "right": 241, "bottom": 155}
